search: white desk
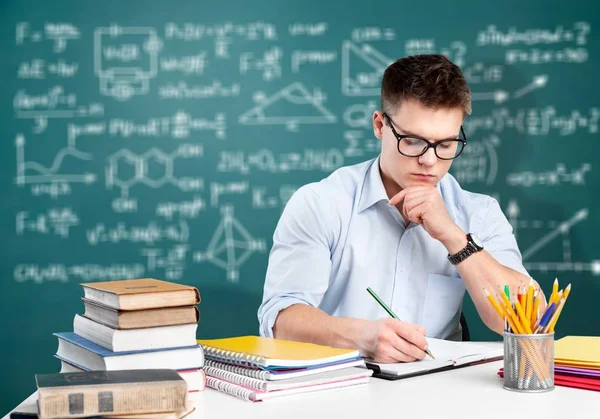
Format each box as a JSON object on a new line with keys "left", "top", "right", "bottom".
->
{"left": 6, "top": 361, "right": 599, "bottom": 419}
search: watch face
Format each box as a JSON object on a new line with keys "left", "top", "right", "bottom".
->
{"left": 470, "top": 234, "right": 483, "bottom": 248}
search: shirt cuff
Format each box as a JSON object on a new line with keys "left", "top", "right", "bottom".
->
{"left": 258, "top": 296, "right": 310, "bottom": 338}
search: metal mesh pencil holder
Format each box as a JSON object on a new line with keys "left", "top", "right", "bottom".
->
{"left": 503, "top": 332, "right": 555, "bottom": 392}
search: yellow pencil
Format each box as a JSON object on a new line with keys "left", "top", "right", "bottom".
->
{"left": 501, "top": 302, "right": 521, "bottom": 334}
{"left": 544, "top": 297, "right": 565, "bottom": 333}
{"left": 517, "top": 285, "right": 525, "bottom": 309}
{"left": 549, "top": 277, "right": 559, "bottom": 304}
{"left": 552, "top": 290, "right": 564, "bottom": 306}
{"left": 519, "top": 349, "right": 527, "bottom": 389}
{"left": 548, "top": 284, "right": 571, "bottom": 333}
{"left": 484, "top": 288, "right": 505, "bottom": 319}
{"left": 530, "top": 290, "right": 540, "bottom": 330}
{"left": 514, "top": 299, "right": 533, "bottom": 334}
{"left": 500, "top": 293, "right": 525, "bottom": 334}
{"left": 563, "top": 283, "right": 572, "bottom": 299}
{"left": 525, "top": 279, "right": 534, "bottom": 322}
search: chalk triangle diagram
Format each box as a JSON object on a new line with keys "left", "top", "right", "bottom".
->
{"left": 238, "top": 82, "right": 336, "bottom": 126}
{"left": 342, "top": 41, "right": 393, "bottom": 96}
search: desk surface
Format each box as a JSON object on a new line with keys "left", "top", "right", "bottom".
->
{"left": 6, "top": 361, "right": 599, "bottom": 419}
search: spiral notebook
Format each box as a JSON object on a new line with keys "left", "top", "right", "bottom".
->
{"left": 205, "top": 373, "right": 370, "bottom": 402}
{"left": 197, "top": 336, "right": 361, "bottom": 369}
{"left": 204, "top": 358, "right": 366, "bottom": 380}
{"left": 204, "top": 365, "right": 372, "bottom": 392}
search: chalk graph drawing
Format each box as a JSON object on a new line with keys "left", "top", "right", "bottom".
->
{"left": 470, "top": 74, "right": 549, "bottom": 104}
{"left": 14, "top": 134, "right": 96, "bottom": 185}
{"left": 238, "top": 82, "right": 336, "bottom": 131}
{"left": 506, "top": 200, "right": 600, "bottom": 275}
{"left": 193, "top": 205, "right": 267, "bottom": 283}
{"left": 341, "top": 41, "right": 393, "bottom": 96}
{"left": 94, "top": 25, "right": 161, "bottom": 101}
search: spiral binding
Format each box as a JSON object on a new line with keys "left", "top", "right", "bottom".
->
{"left": 204, "top": 359, "right": 271, "bottom": 380}
{"left": 201, "top": 345, "right": 266, "bottom": 367}
{"left": 204, "top": 366, "right": 267, "bottom": 391}
{"left": 206, "top": 375, "right": 255, "bottom": 402}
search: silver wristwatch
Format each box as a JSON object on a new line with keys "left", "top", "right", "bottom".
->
{"left": 447, "top": 233, "right": 483, "bottom": 265}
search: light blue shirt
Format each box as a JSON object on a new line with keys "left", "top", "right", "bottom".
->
{"left": 258, "top": 156, "right": 528, "bottom": 341}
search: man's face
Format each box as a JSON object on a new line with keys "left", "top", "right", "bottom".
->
{"left": 373, "top": 99, "right": 464, "bottom": 194}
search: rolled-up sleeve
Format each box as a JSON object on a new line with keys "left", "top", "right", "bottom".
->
{"left": 478, "top": 198, "right": 530, "bottom": 277}
{"left": 257, "top": 185, "right": 334, "bottom": 338}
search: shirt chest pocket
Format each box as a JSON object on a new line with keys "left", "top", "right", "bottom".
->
{"left": 422, "top": 273, "right": 466, "bottom": 340}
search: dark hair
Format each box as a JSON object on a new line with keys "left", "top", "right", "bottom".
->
{"left": 380, "top": 54, "right": 471, "bottom": 117}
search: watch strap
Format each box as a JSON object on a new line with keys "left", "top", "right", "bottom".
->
{"left": 448, "top": 234, "right": 482, "bottom": 265}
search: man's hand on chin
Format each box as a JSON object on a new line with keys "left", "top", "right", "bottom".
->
{"left": 388, "top": 186, "right": 466, "bottom": 252}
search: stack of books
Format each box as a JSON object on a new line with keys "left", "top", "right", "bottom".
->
{"left": 53, "top": 278, "right": 206, "bottom": 395}
{"left": 197, "top": 335, "right": 372, "bottom": 402}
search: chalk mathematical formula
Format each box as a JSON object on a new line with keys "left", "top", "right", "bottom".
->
{"left": 10, "top": 18, "right": 598, "bottom": 285}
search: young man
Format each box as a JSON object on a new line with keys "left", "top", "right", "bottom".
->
{"left": 257, "top": 54, "right": 542, "bottom": 363}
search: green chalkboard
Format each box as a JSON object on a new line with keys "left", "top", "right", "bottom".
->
{"left": 1, "top": 0, "right": 599, "bottom": 412}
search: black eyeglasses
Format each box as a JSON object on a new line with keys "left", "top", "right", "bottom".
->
{"left": 383, "top": 113, "right": 467, "bottom": 160}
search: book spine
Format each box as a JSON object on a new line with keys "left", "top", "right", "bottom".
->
{"left": 38, "top": 382, "right": 187, "bottom": 419}
{"left": 204, "top": 366, "right": 267, "bottom": 391}
{"left": 205, "top": 376, "right": 254, "bottom": 402}
{"left": 204, "top": 359, "right": 270, "bottom": 380}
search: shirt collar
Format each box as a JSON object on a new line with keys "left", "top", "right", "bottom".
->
{"left": 358, "top": 155, "right": 446, "bottom": 215}
{"left": 358, "top": 155, "right": 390, "bottom": 213}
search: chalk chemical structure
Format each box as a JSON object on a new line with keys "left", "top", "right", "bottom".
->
{"left": 106, "top": 144, "right": 204, "bottom": 212}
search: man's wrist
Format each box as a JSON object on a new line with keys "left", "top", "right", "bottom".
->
{"left": 440, "top": 226, "right": 468, "bottom": 254}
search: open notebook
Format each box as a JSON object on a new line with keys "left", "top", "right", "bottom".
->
{"left": 365, "top": 338, "right": 503, "bottom": 380}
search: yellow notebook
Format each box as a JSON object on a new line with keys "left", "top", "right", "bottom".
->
{"left": 197, "top": 336, "right": 360, "bottom": 369}
{"left": 555, "top": 336, "right": 600, "bottom": 365}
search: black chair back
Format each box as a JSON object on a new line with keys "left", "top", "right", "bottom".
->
{"left": 460, "top": 312, "right": 470, "bottom": 341}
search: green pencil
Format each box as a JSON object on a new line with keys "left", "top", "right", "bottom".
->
{"left": 366, "top": 287, "right": 435, "bottom": 360}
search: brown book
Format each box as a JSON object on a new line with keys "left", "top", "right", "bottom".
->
{"left": 80, "top": 279, "right": 200, "bottom": 310}
{"left": 36, "top": 369, "right": 187, "bottom": 419}
{"left": 82, "top": 298, "right": 200, "bottom": 329}
{"left": 10, "top": 393, "right": 196, "bottom": 419}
